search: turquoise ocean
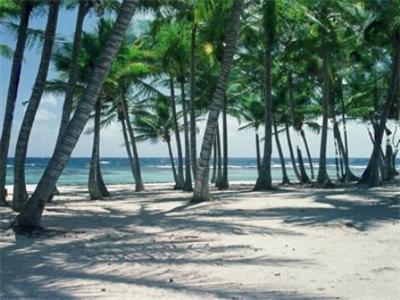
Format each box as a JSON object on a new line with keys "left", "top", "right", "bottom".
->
{"left": 5, "top": 157, "right": 399, "bottom": 186}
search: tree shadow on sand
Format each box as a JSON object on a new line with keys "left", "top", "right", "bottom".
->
{"left": 1, "top": 183, "right": 398, "bottom": 299}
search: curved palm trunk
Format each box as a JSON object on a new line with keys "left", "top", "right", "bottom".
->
{"left": 0, "top": 1, "right": 32, "bottom": 206}
{"left": 56, "top": 1, "right": 87, "bottom": 143}
{"left": 13, "top": 1, "right": 60, "bottom": 211}
{"left": 181, "top": 80, "right": 193, "bottom": 191}
{"left": 218, "top": 96, "right": 229, "bottom": 189}
{"left": 120, "top": 116, "right": 137, "bottom": 185}
{"left": 122, "top": 96, "right": 145, "bottom": 192}
{"left": 360, "top": 29, "right": 400, "bottom": 187}
{"left": 193, "top": 0, "right": 243, "bottom": 202}
{"left": 89, "top": 100, "right": 109, "bottom": 200}
{"left": 273, "top": 118, "right": 290, "bottom": 185}
{"left": 52, "top": 0, "right": 88, "bottom": 199}
{"left": 12, "top": 0, "right": 138, "bottom": 233}
{"left": 285, "top": 123, "right": 301, "bottom": 181}
{"left": 189, "top": 25, "right": 197, "bottom": 177}
{"left": 297, "top": 147, "right": 310, "bottom": 184}
{"left": 169, "top": 78, "right": 184, "bottom": 189}
{"left": 166, "top": 138, "right": 178, "bottom": 185}
{"left": 317, "top": 48, "right": 333, "bottom": 187}
{"left": 300, "top": 128, "right": 314, "bottom": 179}
{"left": 332, "top": 121, "right": 358, "bottom": 182}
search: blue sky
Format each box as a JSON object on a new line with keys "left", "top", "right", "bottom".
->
{"left": 0, "top": 6, "right": 379, "bottom": 158}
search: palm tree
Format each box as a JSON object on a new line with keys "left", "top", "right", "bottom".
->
{"left": 0, "top": 1, "right": 33, "bottom": 206}
{"left": 134, "top": 96, "right": 179, "bottom": 186}
{"left": 88, "top": 99, "right": 110, "bottom": 199}
{"left": 360, "top": 26, "right": 400, "bottom": 186}
{"left": 237, "top": 95, "right": 264, "bottom": 175}
{"left": 152, "top": 22, "right": 190, "bottom": 190}
{"left": 12, "top": 0, "right": 138, "bottom": 233}
{"left": 316, "top": 43, "right": 334, "bottom": 187}
{"left": 13, "top": 0, "right": 60, "bottom": 211}
{"left": 254, "top": 0, "right": 276, "bottom": 191}
{"left": 56, "top": 1, "right": 102, "bottom": 154}
{"left": 193, "top": 0, "right": 244, "bottom": 202}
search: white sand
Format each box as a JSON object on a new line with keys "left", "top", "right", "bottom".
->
{"left": 1, "top": 182, "right": 399, "bottom": 299}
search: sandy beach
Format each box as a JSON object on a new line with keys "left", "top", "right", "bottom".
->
{"left": 1, "top": 182, "right": 399, "bottom": 299}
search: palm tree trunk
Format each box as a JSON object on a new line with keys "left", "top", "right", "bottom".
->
{"left": 13, "top": 0, "right": 59, "bottom": 211}
{"left": 285, "top": 123, "right": 301, "bottom": 181}
{"left": 384, "top": 143, "right": 396, "bottom": 180}
{"left": 297, "top": 147, "right": 310, "bottom": 184}
{"left": 189, "top": 25, "right": 197, "bottom": 177}
{"left": 53, "top": 0, "right": 88, "bottom": 198}
{"left": 255, "top": 131, "right": 261, "bottom": 176}
{"left": 317, "top": 47, "right": 333, "bottom": 187}
{"left": 122, "top": 95, "right": 145, "bottom": 191}
{"left": 215, "top": 124, "right": 222, "bottom": 186}
{"left": 169, "top": 78, "right": 184, "bottom": 189}
{"left": 166, "top": 139, "right": 178, "bottom": 185}
{"left": 120, "top": 116, "right": 137, "bottom": 185}
{"left": 333, "top": 133, "right": 340, "bottom": 179}
{"left": 273, "top": 117, "right": 290, "bottom": 184}
{"left": 211, "top": 137, "right": 217, "bottom": 183}
{"left": 218, "top": 96, "right": 229, "bottom": 189}
{"left": 193, "top": 0, "right": 244, "bottom": 202}
{"left": 12, "top": 0, "right": 138, "bottom": 233}
{"left": 300, "top": 128, "right": 314, "bottom": 179}
{"left": 180, "top": 80, "right": 193, "bottom": 191}
{"left": 254, "top": 2, "right": 274, "bottom": 191}
{"left": 0, "top": 1, "right": 32, "bottom": 206}
{"left": 332, "top": 121, "right": 358, "bottom": 182}
{"left": 360, "top": 28, "right": 400, "bottom": 186}
{"left": 89, "top": 100, "right": 109, "bottom": 199}
{"left": 56, "top": 1, "right": 87, "bottom": 143}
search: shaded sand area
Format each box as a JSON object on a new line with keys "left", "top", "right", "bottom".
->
{"left": 1, "top": 182, "right": 399, "bottom": 299}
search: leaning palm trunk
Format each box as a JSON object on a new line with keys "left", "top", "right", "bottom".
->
{"left": 189, "top": 25, "right": 197, "bottom": 177}
{"left": 285, "top": 123, "right": 301, "bottom": 181}
{"left": 332, "top": 121, "right": 358, "bottom": 182}
{"left": 218, "top": 96, "right": 229, "bottom": 189}
{"left": 56, "top": 1, "right": 87, "bottom": 144}
{"left": 297, "top": 147, "right": 310, "bottom": 184}
{"left": 12, "top": 0, "right": 138, "bottom": 233}
{"left": 360, "top": 28, "right": 400, "bottom": 187}
{"left": 273, "top": 118, "right": 290, "bottom": 185}
{"left": 300, "top": 128, "right": 314, "bottom": 179}
{"left": 166, "top": 137, "right": 178, "bottom": 185}
{"left": 122, "top": 96, "right": 145, "bottom": 191}
{"left": 52, "top": 0, "right": 88, "bottom": 197}
{"left": 13, "top": 1, "right": 60, "bottom": 211}
{"left": 180, "top": 80, "right": 193, "bottom": 191}
{"left": 193, "top": 0, "right": 243, "bottom": 202}
{"left": 0, "top": 1, "right": 32, "bottom": 206}
{"left": 316, "top": 47, "right": 333, "bottom": 187}
{"left": 120, "top": 115, "right": 137, "bottom": 185}
{"left": 169, "top": 79, "right": 184, "bottom": 189}
{"left": 89, "top": 100, "right": 109, "bottom": 200}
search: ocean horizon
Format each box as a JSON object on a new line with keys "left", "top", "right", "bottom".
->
{"left": 5, "top": 157, "right": 399, "bottom": 186}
